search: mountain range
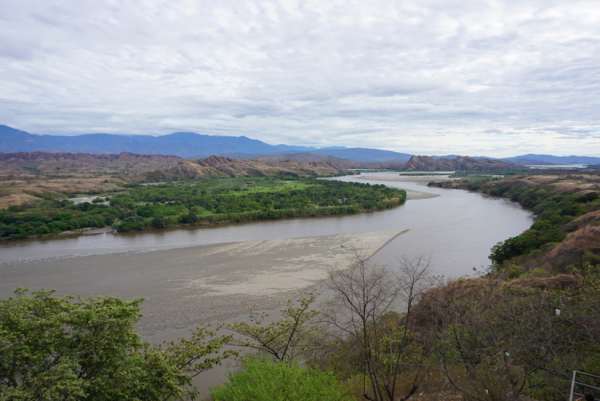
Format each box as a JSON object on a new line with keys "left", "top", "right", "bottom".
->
{"left": 0, "top": 125, "right": 411, "bottom": 163}
{"left": 1, "top": 124, "right": 598, "bottom": 165}
{"left": 404, "top": 155, "right": 517, "bottom": 171}
{"left": 503, "top": 154, "right": 600, "bottom": 166}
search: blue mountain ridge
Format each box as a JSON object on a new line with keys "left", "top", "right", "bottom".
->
{"left": 0, "top": 124, "right": 411, "bottom": 162}
{"left": 1, "top": 124, "right": 598, "bottom": 164}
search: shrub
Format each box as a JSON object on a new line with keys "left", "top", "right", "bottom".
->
{"left": 211, "top": 357, "right": 352, "bottom": 401}
{"left": 0, "top": 290, "right": 231, "bottom": 401}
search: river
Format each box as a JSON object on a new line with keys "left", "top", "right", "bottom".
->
{"left": 0, "top": 173, "right": 532, "bottom": 275}
{"left": 0, "top": 172, "right": 533, "bottom": 396}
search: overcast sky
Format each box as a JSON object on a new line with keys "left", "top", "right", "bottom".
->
{"left": 1, "top": 0, "right": 599, "bottom": 156}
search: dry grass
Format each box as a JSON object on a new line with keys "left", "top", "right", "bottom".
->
{"left": 515, "top": 174, "right": 600, "bottom": 194}
{"left": 0, "top": 152, "right": 350, "bottom": 208}
{"left": 0, "top": 176, "right": 126, "bottom": 208}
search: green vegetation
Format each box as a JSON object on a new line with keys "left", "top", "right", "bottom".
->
{"left": 211, "top": 358, "right": 352, "bottom": 401}
{"left": 3, "top": 174, "right": 599, "bottom": 401}
{"left": 450, "top": 177, "right": 599, "bottom": 266}
{"left": 0, "top": 290, "right": 232, "bottom": 401}
{"left": 222, "top": 258, "right": 600, "bottom": 401}
{"left": 2, "top": 263, "right": 599, "bottom": 401}
{"left": 450, "top": 168, "right": 529, "bottom": 177}
{"left": 0, "top": 177, "right": 406, "bottom": 240}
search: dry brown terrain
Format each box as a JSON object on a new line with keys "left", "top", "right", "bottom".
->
{"left": 0, "top": 152, "right": 351, "bottom": 208}
{"left": 404, "top": 155, "right": 517, "bottom": 171}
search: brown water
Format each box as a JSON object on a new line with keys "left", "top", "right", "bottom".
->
{"left": 0, "top": 173, "right": 532, "bottom": 276}
{"left": 0, "top": 172, "right": 533, "bottom": 398}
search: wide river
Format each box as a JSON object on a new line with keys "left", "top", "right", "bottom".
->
{"left": 0, "top": 172, "right": 533, "bottom": 396}
{"left": 0, "top": 172, "right": 532, "bottom": 275}
{"left": 0, "top": 173, "right": 532, "bottom": 277}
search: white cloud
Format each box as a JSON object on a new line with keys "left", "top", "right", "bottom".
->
{"left": 0, "top": 0, "right": 599, "bottom": 156}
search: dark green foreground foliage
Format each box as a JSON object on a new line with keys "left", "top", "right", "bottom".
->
{"left": 0, "top": 290, "right": 230, "bottom": 401}
{"left": 0, "top": 177, "right": 406, "bottom": 240}
{"left": 211, "top": 358, "right": 352, "bottom": 401}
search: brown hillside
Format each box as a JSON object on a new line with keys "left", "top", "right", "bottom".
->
{"left": 0, "top": 152, "right": 349, "bottom": 208}
{"left": 405, "top": 155, "right": 516, "bottom": 171}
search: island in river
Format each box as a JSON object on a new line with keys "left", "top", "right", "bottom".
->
{"left": 0, "top": 171, "right": 535, "bottom": 397}
{"left": 0, "top": 177, "right": 406, "bottom": 240}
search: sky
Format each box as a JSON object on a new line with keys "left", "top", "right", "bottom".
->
{"left": 1, "top": 0, "right": 599, "bottom": 157}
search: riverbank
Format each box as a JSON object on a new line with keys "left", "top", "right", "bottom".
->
{"left": 351, "top": 172, "right": 453, "bottom": 199}
{"left": 430, "top": 173, "right": 600, "bottom": 273}
{"left": 0, "top": 230, "right": 400, "bottom": 343}
{"left": 0, "top": 172, "right": 535, "bottom": 398}
{"left": 0, "top": 177, "right": 406, "bottom": 241}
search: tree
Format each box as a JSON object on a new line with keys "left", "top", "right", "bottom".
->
{"left": 151, "top": 216, "right": 167, "bottom": 229}
{"left": 211, "top": 357, "right": 353, "bottom": 401}
{"left": 228, "top": 294, "right": 318, "bottom": 362}
{"left": 0, "top": 290, "right": 231, "bottom": 401}
{"left": 322, "top": 255, "right": 435, "bottom": 401}
{"left": 426, "top": 279, "right": 563, "bottom": 401}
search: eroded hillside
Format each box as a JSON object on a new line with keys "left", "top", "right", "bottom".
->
{"left": 0, "top": 152, "right": 351, "bottom": 208}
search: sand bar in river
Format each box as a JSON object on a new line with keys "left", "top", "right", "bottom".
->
{"left": 0, "top": 230, "right": 402, "bottom": 343}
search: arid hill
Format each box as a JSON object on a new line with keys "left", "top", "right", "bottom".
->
{"left": 404, "top": 155, "right": 518, "bottom": 171}
{"left": 195, "top": 155, "right": 348, "bottom": 177}
{"left": 0, "top": 152, "right": 186, "bottom": 178}
{"left": 0, "top": 152, "right": 350, "bottom": 208}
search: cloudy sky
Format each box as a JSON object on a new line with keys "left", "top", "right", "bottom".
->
{"left": 1, "top": 0, "right": 599, "bottom": 156}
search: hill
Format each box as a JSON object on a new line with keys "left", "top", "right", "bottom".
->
{"left": 0, "top": 125, "right": 310, "bottom": 158}
{"left": 404, "top": 155, "right": 518, "bottom": 171}
{"left": 0, "top": 152, "right": 350, "bottom": 208}
{"left": 0, "top": 124, "right": 413, "bottom": 164}
{"left": 255, "top": 153, "right": 360, "bottom": 169}
{"left": 503, "top": 154, "right": 600, "bottom": 165}
{"left": 311, "top": 147, "right": 411, "bottom": 163}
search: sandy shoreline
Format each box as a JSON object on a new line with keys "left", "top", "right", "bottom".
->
{"left": 0, "top": 230, "right": 402, "bottom": 343}
{"left": 352, "top": 173, "right": 451, "bottom": 199}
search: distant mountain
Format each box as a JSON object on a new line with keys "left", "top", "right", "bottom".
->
{"left": 504, "top": 154, "right": 600, "bottom": 166}
{"left": 0, "top": 125, "right": 414, "bottom": 163}
{"left": 404, "top": 155, "right": 518, "bottom": 171}
{"left": 255, "top": 152, "right": 359, "bottom": 169}
{"left": 10, "top": 124, "right": 597, "bottom": 167}
{"left": 312, "top": 147, "right": 411, "bottom": 163}
{"left": 227, "top": 148, "right": 411, "bottom": 164}
{"left": 0, "top": 125, "right": 310, "bottom": 158}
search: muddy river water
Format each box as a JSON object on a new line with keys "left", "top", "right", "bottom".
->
{"left": 0, "top": 173, "right": 531, "bottom": 271}
{"left": 0, "top": 172, "right": 533, "bottom": 395}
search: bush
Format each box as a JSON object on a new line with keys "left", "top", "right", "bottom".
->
{"left": 211, "top": 358, "right": 352, "bottom": 401}
{"left": 0, "top": 290, "right": 231, "bottom": 401}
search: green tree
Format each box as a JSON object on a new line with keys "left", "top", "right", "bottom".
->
{"left": 211, "top": 357, "right": 352, "bottom": 401}
{"left": 0, "top": 290, "right": 231, "bottom": 401}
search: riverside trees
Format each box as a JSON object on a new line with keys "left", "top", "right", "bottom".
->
{"left": 0, "top": 178, "right": 406, "bottom": 240}
{"left": 2, "top": 262, "right": 599, "bottom": 400}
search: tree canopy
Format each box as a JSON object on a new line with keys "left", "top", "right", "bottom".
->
{"left": 0, "top": 290, "right": 231, "bottom": 401}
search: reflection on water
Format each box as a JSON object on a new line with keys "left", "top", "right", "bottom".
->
{"left": 0, "top": 173, "right": 532, "bottom": 277}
